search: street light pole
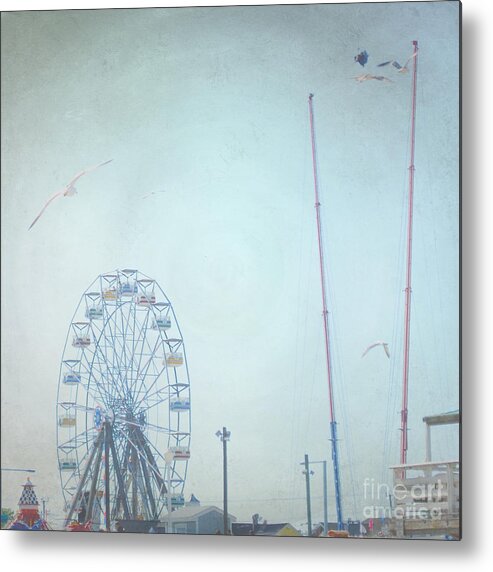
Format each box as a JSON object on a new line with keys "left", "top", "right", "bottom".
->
{"left": 300, "top": 458, "right": 328, "bottom": 535}
{"left": 223, "top": 430, "right": 228, "bottom": 535}
{"left": 216, "top": 427, "right": 231, "bottom": 534}
{"left": 40, "top": 497, "right": 49, "bottom": 521}
{"left": 302, "top": 454, "right": 313, "bottom": 536}
{"left": 322, "top": 461, "right": 328, "bottom": 535}
{"left": 313, "top": 461, "right": 328, "bottom": 535}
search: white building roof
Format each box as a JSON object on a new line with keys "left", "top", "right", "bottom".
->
{"left": 163, "top": 505, "right": 236, "bottom": 522}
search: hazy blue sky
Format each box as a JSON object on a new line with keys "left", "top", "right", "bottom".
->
{"left": 1, "top": 2, "right": 459, "bottom": 529}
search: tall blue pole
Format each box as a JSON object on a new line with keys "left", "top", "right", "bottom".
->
{"left": 330, "top": 422, "right": 343, "bottom": 529}
{"left": 308, "top": 93, "right": 343, "bottom": 530}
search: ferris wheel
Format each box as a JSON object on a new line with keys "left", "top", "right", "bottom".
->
{"left": 56, "top": 269, "right": 191, "bottom": 529}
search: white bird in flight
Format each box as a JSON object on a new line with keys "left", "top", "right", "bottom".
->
{"left": 377, "top": 51, "right": 417, "bottom": 73}
{"left": 362, "top": 341, "right": 390, "bottom": 359}
{"left": 354, "top": 73, "right": 392, "bottom": 83}
{"left": 28, "top": 159, "right": 113, "bottom": 230}
{"left": 141, "top": 190, "right": 166, "bottom": 199}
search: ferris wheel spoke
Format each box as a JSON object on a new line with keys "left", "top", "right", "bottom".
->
{"left": 91, "top": 326, "right": 133, "bottom": 406}
{"left": 119, "top": 297, "right": 144, "bottom": 394}
{"left": 118, "top": 417, "right": 175, "bottom": 435}
{"left": 131, "top": 338, "right": 167, "bottom": 409}
{"left": 135, "top": 392, "right": 173, "bottom": 413}
{"left": 98, "top": 310, "right": 121, "bottom": 388}
{"left": 79, "top": 351, "right": 114, "bottom": 400}
{"left": 58, "top": 426, "right": 99, "bottom": 454}
{"left": 116, "top": 304, "right": 136, "bottom": 398}
{"left": 127, "top": 297, "right": 140, "bottom": 397}
{"left": 142, "top": 430, "right": 177, "bottom": 467}
{"left": 83, "top": 378, "right": 116, "bottom": 415}
{"left": 136, "top": 432, "right": 169, "bottom": 505}
{"left": 132, "top": 377, "right": 166, "bottom": 413}
{"left": 127, "top": 304, "right": 149, "bottom": 371}
{"left": 134, "top": 328, "right": 176, "bottom": 405}
{"left": 75, "top": 331, "right": 111, "bottom": 384}
{"left": 104, "top": 306, "right": 135, "bottom": 398}
{"left": 136, "top": 329, "right": 164, "bottom": 383}
{"left": 98, "top": 311, "right": 128, "bottom": 396}
{"left": 79, "top": 345, "right": 125, "bottom": 407}
{"left": 112, "top": 303, "right": 150, "bottom": 402}
{"left": 125, "top": 432, "right": 166, "bottom": 494}
{"left": 130, "top": 309, "right": 153, "bottom": 397}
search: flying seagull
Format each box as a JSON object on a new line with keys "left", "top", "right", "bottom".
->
{"left": 377, "top": 52, "right": 417, "bottom": 73}
{"left": 362, "top": 341, "right": 390, "bottom": 359}
{"left": 28, "top": 159, "right": 113, "bottom": 230}
{"left": 141, "top": 191, "right": 166, "bottom": 199}
{"left": 354, "top": 73, "right": 392, "bottom": 83}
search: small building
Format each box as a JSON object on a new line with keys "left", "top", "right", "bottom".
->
{"left": 232, "top": 522, "right": 301, "bottom": 537}
{"left": 157, "top": 505, "right": 236, "bottom": 534}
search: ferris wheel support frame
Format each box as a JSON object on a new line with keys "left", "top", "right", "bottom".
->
{"left": 64, "top": 418, "right": 172, "bottom": 528}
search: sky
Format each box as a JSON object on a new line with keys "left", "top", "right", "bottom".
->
{"left": 1, "top": 1, "right": 459, "bottom": 530}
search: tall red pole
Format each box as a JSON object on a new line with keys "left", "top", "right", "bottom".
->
{"left": 308, "top": 93, "right": 343, "bottom": 528}
{"left": 308, "top": 93, "right": 335, "bottom": 422}
{"left": 400, "top": 41, "right": 419, "bottom": 466}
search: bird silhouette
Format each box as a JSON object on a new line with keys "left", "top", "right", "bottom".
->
{"left": 354, "top": 50, "right": 369, "bottom": 67}
{"left": 141, "top": 190, "right": 166, "bottom": 199}
{"left": 377, "top": 52, "right": 417, "bottom": 73}
{"left": 362, "top": 341, "right": 390, "bottom": 359}
{"left": 354, "top": 73, "right": 392, "bottom": 83}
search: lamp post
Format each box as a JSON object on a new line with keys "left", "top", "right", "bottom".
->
{"left": 40, "top": 497, "right": 49, "bottom": 521}
{"left": 301, "top": 454, "right": 314, "bottom": 536}
{"left": 310, "top": 460, "right": 328, "bottom": 535}
{"left": 300, "top": 457, "right": 328, "bottom": 535}
{"left": 216, "top": 427, "right": 231, "bottom": 534}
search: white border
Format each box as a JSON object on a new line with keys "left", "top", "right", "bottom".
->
{"left": 2, "top": 0, "right": 492, "bottom": 568}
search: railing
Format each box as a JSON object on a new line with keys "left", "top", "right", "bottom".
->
{"left": 389, "top": 460, "right": 460, "bottom": 537}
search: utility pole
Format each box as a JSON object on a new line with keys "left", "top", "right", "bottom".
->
{"left": 301, "top": 458, "right": 328, "bottom": 535}
{"left": 40, "top": 497, "right": 49, "bottom": 521}
{"left": 323, "top": 461, "right": 328, "bottom": 534}
{"left": 216, "top": 427, "right": 231, "bottom": 534}
{"left": 318, "top": 461, "right": 328, "bottom": 535}
{"left": 302, "top": 454, "right": 313, "bottom": 536}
